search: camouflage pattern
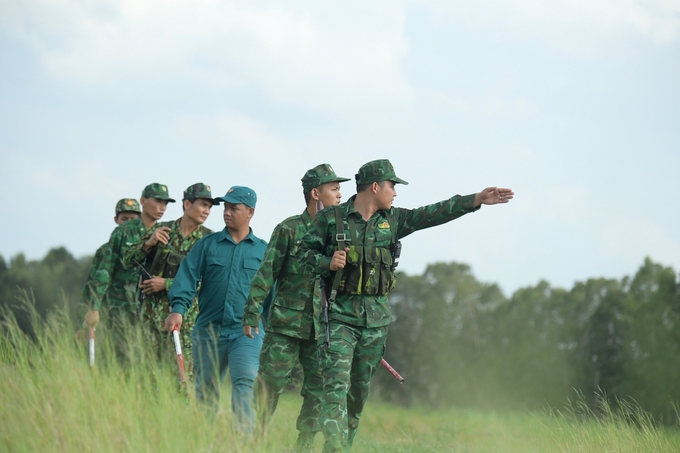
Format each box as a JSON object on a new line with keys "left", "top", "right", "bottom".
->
{"left": 122, "top": 217, "right": 213, "bottom": 372}
{"left": 301, "top": 163, "right": 350, "bottom": 193}
{"left": 354, "top": 159, "right": 409, "bottom": 185}
{"left": 257, "top": 332, "right": 323, "bottom": 436}
{"left": 317, "top": 323, "right": 387, "bottom": 453}
{"left": 183, "top": 182, "right": 219, "bottom": 204}
{"left": 298, "top": 193, "right": 479, "bottom": 328}
{"left": 296, "top": 191, "right": 480, "bottom": 452}
{"left": 115, "top": 198, "right": 141, "bottom": 214}
{"left": 142, "top": 182, "right": 176, "bottom": 202}
{"left": 244, "top": 209, "right": 320, "bottom": 337}
{"left": 243, "top": 209, "right": 324, "bottom": 444}
{"left": 89, "top": 216, "right": 151, "bottom": 315}
{"left": 80, "top": 242, "right": 108, "bottom": 307}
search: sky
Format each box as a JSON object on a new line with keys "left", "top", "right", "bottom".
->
{"left": 1, "top": 0, "right": 679, "bottom": 297}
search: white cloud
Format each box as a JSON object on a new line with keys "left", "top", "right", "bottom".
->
{"left": 3, "top": 0, "right": 414, "bottom": 117}
{"left": 423, "top": 0, "right": 680, "bottom": 51}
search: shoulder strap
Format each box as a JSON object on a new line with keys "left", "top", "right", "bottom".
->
{"left": 328, "top": 205, "right": 347, "bottom": 303}
{"left": 386, "top": 209, "right": 398, "bottom": 244}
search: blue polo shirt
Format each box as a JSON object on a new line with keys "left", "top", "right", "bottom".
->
{"left": 169, "top": 227, "right": 272, "bottom": 337}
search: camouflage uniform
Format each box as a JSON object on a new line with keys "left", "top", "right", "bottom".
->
{"left": 90, "top": 184, "right": 175, "bottom": 319}
{"left": 122, "top": 183, "right": 217, "bottom": 373}
{"left": 297, "top": 160, "right": 480, "bottom": 452}
{"left": 243, "top": 164, "right": 350, "bottom": 451}
{"left": 80, "top": 198, "right": 141, "bottom": 308}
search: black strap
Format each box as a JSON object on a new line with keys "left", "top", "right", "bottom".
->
{"left": 328, "top": 205, "right": 346, "bottom": 303}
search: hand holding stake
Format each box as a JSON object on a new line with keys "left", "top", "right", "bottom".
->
{"left": 172, "top": 326, "right": 186, "bottom": 383}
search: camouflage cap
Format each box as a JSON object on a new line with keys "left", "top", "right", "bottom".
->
{"left": 115, "top": 198, "right": 141, "bottom": 215}
{"left": 183, "top": 182, "right": 219, "bottom": 205}
{"left": 215, "top": 186, "right": 257, "bottom": 208}
{"left": 141, "top": 183, "right": 176, "bottom": 202}
{"left": 355, "top": 159, "right": 409, "bottom": 185}
{"left": 301, "top": 163, "right": 351, "bottom": 193}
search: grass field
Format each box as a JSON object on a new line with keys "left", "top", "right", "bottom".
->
{"left": 1, "top": 303, "right": 679, "bottom": 453}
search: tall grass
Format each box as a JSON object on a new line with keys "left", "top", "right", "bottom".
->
{"left": 1, "top": 291, "right": 679, "bottom": 452}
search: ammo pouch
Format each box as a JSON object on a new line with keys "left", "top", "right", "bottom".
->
{"left": 339, "top": 246, "right": 394, "bottom": 296}
{"left": 163, "top": 250, "right": 187, "bottom": 279}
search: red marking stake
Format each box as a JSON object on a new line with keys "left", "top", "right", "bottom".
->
{"left": 380, "top": 358, "right": 404, "bottom": 383}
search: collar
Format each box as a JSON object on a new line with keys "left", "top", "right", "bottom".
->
{"left": 216, "top": 227, "right": 255, "bottom": 244}
{"left": 300, "top": 208, "right": 313, "bottom": 224}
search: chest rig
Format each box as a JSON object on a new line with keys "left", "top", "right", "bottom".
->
{"left": 328, "top": 205, "right": 402, "bottom": 300}
{"left": 146, "top": 225, "right": 211, "bottom": 280}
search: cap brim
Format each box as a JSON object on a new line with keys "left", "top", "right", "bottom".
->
{"left": 215, "top": 195, "right": 240, "bottom": 204}
{"left": 391, "top": 177, "right": 409, "bottom": 185}
{"left": 189, "top": 197, "right": 220, "bottom": 206}
{"left": 333, "top": 177, "right": 352, "bottom": 183}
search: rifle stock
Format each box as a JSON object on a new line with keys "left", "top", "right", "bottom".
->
{"left": 133, "top": 258, "right": 153, "bottom": 318}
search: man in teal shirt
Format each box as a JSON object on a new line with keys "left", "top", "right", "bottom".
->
{"left": 164, "top": 186, "right": 272, "bottom": 431}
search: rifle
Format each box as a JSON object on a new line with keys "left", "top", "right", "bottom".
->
{"left": 133, "top": 258, "right": 153, "bottom": 318}
{"left": 315, "top": 200, "right": 332, "bottom": 350}
{"left": 315, "top": 200, "right": 404, "bottom": 383}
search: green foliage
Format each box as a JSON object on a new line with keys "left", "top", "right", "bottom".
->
{"left": 1, "top": 294, "right": 679, "bottom": 452}
{"left": 375, "top": 258, "right": 680, "bottom": 425}
{"left": 0, "top": 248, "right": 92, "bottom": 334}
{"left": 2, "top": 248, "right": 679, "bottom": 429}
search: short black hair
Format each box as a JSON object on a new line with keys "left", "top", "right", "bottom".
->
{"left": 182, "top": 198, "right": 198, "bottom": 212}
{"left": 304, "top": 190, "right": 313, "bottom": 205}
{"left": 356, "top": 182, "right": 372, "bottom": 193}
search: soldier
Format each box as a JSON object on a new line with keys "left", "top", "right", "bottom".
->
{"left": 163, "top": 186, "right": 273, "bottom": 432}
{"left": 81, "top": 198, "right": 141, "bottom": 309}
{"left": 122, "top": 183, "right": 218, "bottom": 371}
{"left": 84, "top": 183, "right": 175, "bottom": 331}
{"left": 243, "top": 164, "right": 350, "bottom": 452}
{"left": 297, "top": 159, "right": 514, "bottom": 452}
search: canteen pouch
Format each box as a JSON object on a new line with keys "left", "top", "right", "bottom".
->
{"left": 164, "top": 250, "right": 186, "bottom": 279}
{"left": 379, "top": 248, "right": 395, "bottom": 294}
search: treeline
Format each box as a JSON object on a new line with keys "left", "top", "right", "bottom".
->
{"left": 0, "top": 248, "right": 91, "bottom": 333}
{"left": 1, "top": 248, "right": 679, "bottom": 422}
{"left": 375, "top": 259, "right": 680, "bottom": 424}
